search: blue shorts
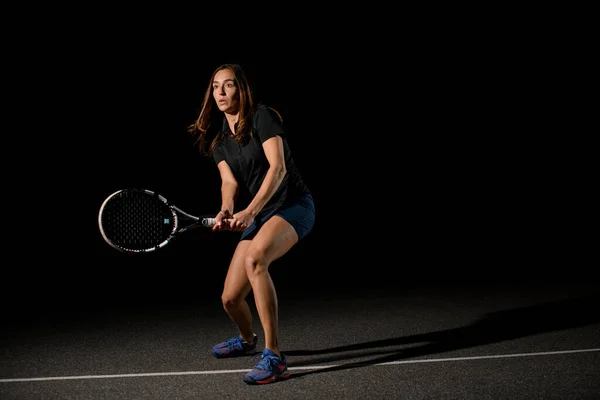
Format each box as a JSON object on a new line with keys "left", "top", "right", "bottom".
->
{"left": 240, "top": 193, "right": 315, "bottom": 241}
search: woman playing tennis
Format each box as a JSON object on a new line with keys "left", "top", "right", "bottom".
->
{"left": 187, "top": 63, "right": 315, "bottom": 385}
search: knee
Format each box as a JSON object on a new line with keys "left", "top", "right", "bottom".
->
{"left": 244, "top": 250, "right": 267, "bottom": 277}
{"left": 221, "top": 293, "right": 242, "bottom": 310}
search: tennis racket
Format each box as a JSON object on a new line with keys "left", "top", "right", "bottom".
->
{"left": 98, "top": 188, "right": 219, "bottom": 253}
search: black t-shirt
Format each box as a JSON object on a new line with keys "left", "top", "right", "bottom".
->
{"left": 212, "top": 106, "right": 310, "bottom": 219}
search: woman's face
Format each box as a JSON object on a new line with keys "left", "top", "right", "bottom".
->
{"left": 212, "top": 68, "right": 239, "bottom": 114}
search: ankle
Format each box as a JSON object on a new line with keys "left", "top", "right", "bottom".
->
{"left": 241, "top": 333, "right": 256, "bottom": 343}
{"left": 266, "top": 348, "right": 281, "bottom": 358}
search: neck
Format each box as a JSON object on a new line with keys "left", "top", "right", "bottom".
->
{"left": 225, "top": 112, "right": 239, "bottom": 135}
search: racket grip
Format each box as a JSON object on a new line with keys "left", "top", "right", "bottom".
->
{"left": 201, "top": 217, "right": 233, "bottom": 228}
{"left": 201, "top": 218, "right": 217, "bottom": 227}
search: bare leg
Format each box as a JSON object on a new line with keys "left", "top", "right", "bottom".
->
{"left": 244, "top": 216, "right": 298, "bottom": 357}
{"left": 221, "top": 240, "right": 255, "bottom": 341}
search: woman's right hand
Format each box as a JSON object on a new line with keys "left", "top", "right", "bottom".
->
{"left": 213, "top": 209, "right": 233, "bottom": 231}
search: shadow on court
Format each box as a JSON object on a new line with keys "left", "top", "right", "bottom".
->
{"left": 283, "top": 294, "right": 600, "bottom": 380}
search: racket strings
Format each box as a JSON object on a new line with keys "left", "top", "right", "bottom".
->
{"left": 100, "top": 191, "right": 175, "bottom": 251}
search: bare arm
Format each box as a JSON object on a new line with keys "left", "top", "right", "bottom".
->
{"left": 244, "top": 136, "right": 287, "bottom": 217}
{"left": 214, "top": 161, "right": 238, "bottom": 229}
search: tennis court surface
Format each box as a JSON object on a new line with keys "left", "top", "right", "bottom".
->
{"left": 2, "top": 282, "right": 599, "bottom": 399}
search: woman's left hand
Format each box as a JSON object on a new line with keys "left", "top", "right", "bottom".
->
{"left": 230, "top": 210, "right": 255, "bottom": 232}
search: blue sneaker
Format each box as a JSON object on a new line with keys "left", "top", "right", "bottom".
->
{"left": 211, "top": 334, "right": 257, "bottom": 358}
{"left": 243, "top": 348, "right": 291, "bottom": 385}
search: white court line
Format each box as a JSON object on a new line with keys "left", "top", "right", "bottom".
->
{"left": 1, "top": 348, "right": 599, "bottom": 383}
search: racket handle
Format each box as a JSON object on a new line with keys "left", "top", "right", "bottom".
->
{"left": 200, "top": 218, "right": 234, "bottom": 228}
{"left": 201, "top": 218, "right": 217, "bottom": 227}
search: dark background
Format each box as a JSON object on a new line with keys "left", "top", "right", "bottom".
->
{"left": 15, "top": 22, "right": 572, "bottom": 315}
{"left": 89, "top": 45, "right": 557, "bottom": 256}
{"left": 90, "top": 48, "right": 556, "bottom": 272}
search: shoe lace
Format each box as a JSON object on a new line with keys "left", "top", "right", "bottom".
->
{"left": 249, "top": 354, "right": 274, "bottom": 373}
{"left": 225, "top": 337, "right": 243, "bottom": 351}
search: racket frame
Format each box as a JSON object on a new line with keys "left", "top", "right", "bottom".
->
{"left": 98, "top": 188, "right": 216, "bottom": 253}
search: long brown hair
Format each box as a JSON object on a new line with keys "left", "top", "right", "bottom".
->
{"left": 187, "top": 64, "right": 256, "bottom": 156}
